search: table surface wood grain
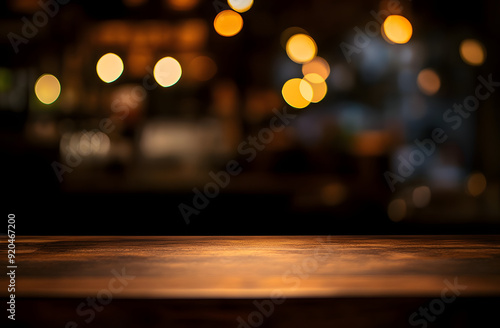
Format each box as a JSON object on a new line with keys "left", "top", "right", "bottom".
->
{"left": 2, "top": 235, "right": 500, "bottom": 298}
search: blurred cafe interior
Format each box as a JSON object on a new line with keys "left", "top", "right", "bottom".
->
{"left": 1, "top": 0, "right": 499, "bottom": 235}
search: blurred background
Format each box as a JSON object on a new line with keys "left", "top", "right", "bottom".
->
{"left": 1, "top": 0, "right": 499, "bottom": 235}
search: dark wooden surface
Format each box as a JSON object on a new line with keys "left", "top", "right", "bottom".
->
{"left": 2, "top": 235, "right": 500, "bottom": 327}
{"left": 2, "top": 235, "right": 500, "bottom": 298}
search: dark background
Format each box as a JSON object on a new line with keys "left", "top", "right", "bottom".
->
{"left": 1, "top": 0, "right": 499, "bottom": 235}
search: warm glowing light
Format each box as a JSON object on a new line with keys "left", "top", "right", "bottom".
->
{"left": 298, "top": 80, "right": 313, "bottom": 102}
{"left": 77, "top": 131, "right": 111, "bottom": 157}
{"left": 96, "top": 53, "right": 124, "bottom": 83}
{"left": 467, "top": 172, "right": 487, "bottom": 197}
{"left": 459, "top": 39, "right": 486, "bottom": 66}
{"left": 321, "top": 183, "right": 347, "bottom": 206}
{"left": 286, "top": 34, "right": 317, "bottom": 64}
{"left": 417, "top": 68, "right": 441, "bottom": 96}
{"left": 154, "top": 57, "right": 182, "bottom": 87}
{"left": 228, "top": 0, "right": 253, "bottom": 13}
{"left": 61, "top": 131, "right": 110, "bottom": 159}
{"left": 388, "top": 199, "right": 406, "bottom": 222}
{"left": 187, "top": 56, "right": 217, "bottom": 81}
{"left": 382, "top": 15, "right": 413, "bottom": 44}
{"left": 282, "top": 78, "right": 312, "bottom": 109}
{"left": 352, "top": 131, "right": 390, "bottom": 156}
{"left": 303, "top": 72, "right": 323, "bottom": 84}
{"left": 167, "top": 0, "right": 199, "bottom": 11}
{"left": 213, "top": 10, "right": 243, "bottom": 37}
{"left": 280, "top": 27, "right": 308, "bottom": 49}
{"left": 178, "top": 20, "right": 209, "bottom": 51}
{"left": 34, "top": 74, "right": 61, "bottom": 105}
{"left": 127, "top": 49, "right": 153, "bottom": 78}
{"left": 412, "top": 186, "right": 431, "bottom": 208}
{"left": 304, "top": 74, "right": 327, "bottom": 103}
{"left": 302, "top": 57, "right": 330, "bottom": 82}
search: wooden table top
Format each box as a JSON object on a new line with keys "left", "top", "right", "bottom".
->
{"left": 2, "top": 235, "right": 500, "bottom": 298}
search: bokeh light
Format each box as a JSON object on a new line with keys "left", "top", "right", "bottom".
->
{"left": 412, "top": 186, "right": 431, "bottom": 208}
{"left": 280, "top": 27, "right": 308, "bottom": 49}
{"left": 388, "top": 199, "right": 406, "bottom": 222}
{"left": 302, "top": 57, "right": 330, "bottom": 83}
{"left": 466, "top": 172, "right": 487, "bottom": 197}
{"left": 214, "top": 10, "right": 243, "bottom": 37}
{"left": 282, "top": 78, "right": 312, "bottom": 109}
{"left": 459, "top": 39, "right": 486, "bottom": 66}
{"left": 303, "top": 73, "right": 324, "bottom": 84}
{"left": 228, "top": 0, "right": 253, "bottom": 13}
{"left": 154, "top": 57, "right": 182, "bottom": 87}
{"left": 166, "top": 0, "right": 199, "bottom": 11}
{"left": 286, "top": 34, "right": 317, "bottom": 64}
{"left": 34, "top": 74, "right": 61, "bottom": 105}
{"left": 177, "top": 19, "right": 209, "bottom": 51}
{"left": 304, "top": 74, "right": 327, "bottom": 103}
{"left": 77, "top": 131, "right": 111, "bottom": 157}
{"left": 352, "top": 131, "right": 390, "bottom": 156}
{"left": 61, "top": 131, "right": 110, "bottom": 158}
{"left": 187, "top": 55, "right": 217, "bottom": 81}
{"left": 321, "top": 183, "right": 347, "bottom": 206}
{"left": 96, "top": 53, "right": 124, "bottom": 83}
{"left": 298, "top": 80, "right": 313, "bottom": 102}
{"left": 382, "top": 15, "right": 413, "bottom": 44}
{"left": 417, "top": 68, "right": 441, "bottom": 96}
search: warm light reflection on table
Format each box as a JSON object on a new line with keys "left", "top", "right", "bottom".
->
{"left": 2, "top": 235, "right": 500, "bottom": 299}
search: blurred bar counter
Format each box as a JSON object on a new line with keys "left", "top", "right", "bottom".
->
{"left": 1, "top": 235, "right": 500, "bottom": 327}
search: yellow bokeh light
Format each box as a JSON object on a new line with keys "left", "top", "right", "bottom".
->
{"left": 299, "top": 79, "right": 313, "bottom": 102}
{"left": 304, "top": 73, "right": 323, "bottom": 84}
{"left": 412, "top": 186, "right": 431, "bottom": 208}
{"left": 302, "top": 57, "right": 330, "bottom": 83}
{"left": 304, "top": 74, "right": 327, "bottom": 103}
{"left": 213, "top": 10, "right": 243, "bottom": 37}
{"left": 228, "top": 0, "right": 253, "bottom": 13}
{"left": 388, "top": 199, "right": 406, "bottom": 222}
{"left": 459, "top": 39, "right": 486, "bottom": 66}
{"left": 286, "top": 34, "right": 317, "bottom": 64}
{"left": 280, "top": 27, "right": 308, "bottom": 49}
{"left": 96, "top": 53, "right": 124, "bottom": 83}
{"left": 282, "top": 78, "right": 312, "bottom": 109}
{"left": 154, "top": 56, "right": 182, "bottom": 87}
{"left": 417, "top": 68, "right": 441, "bottom": 96}
{"left": 466, "top": 172, "right": 487, "bottom": 197}
{"left": 34, "top": 74, "right": 61, "bottom": 105}
{"left": 382, "top": 15, "right": 413, "bottom": 44}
